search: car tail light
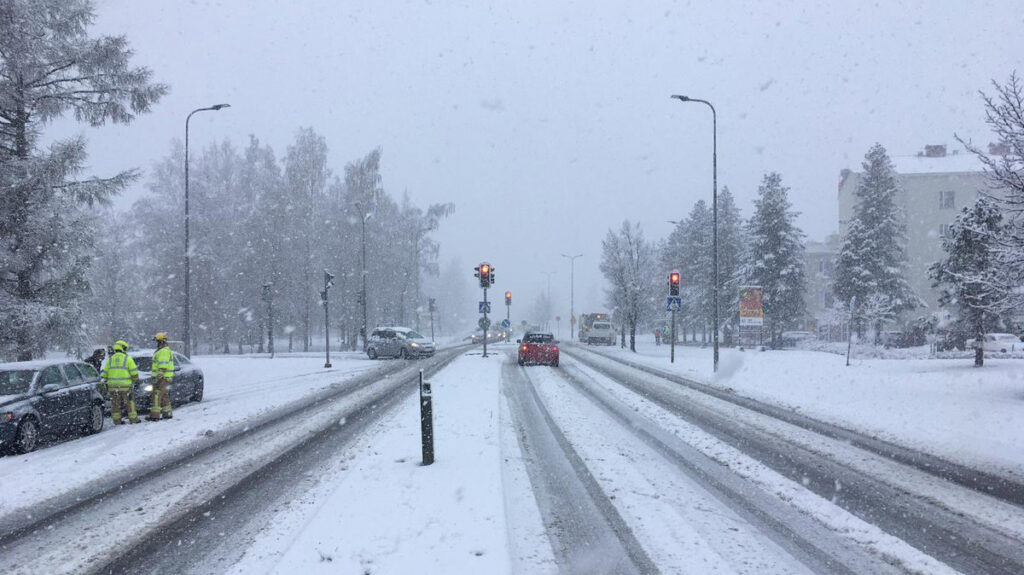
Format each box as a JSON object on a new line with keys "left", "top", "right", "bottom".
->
{"left": 553, "top": 347, "right": 558, "bottom": 353}
{"left": 520, "top": 345, "right": 528, "bottom": 352}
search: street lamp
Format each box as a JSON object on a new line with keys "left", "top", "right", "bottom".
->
{"left": 671, "top": 94, "right": 719, "bottom": 373}
{"left": 560, "top": 254, "right": 582, "bottom": 341}
{"left": 184, "top": 103, "right": 230, "bottom": 358}
{"left": 354, "top": 201, "right": 371, "bottom": 351}
{"left": 540, "top": 271, "right": 556, "bottom": 330}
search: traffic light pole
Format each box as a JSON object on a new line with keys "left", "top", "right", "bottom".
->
{"left": 482, "top": 287, "right": 489, "bottom": 358}
{"left": 506, "top": 301, "right": 511, "bottom": 342}
{"left": 671, "top": 307, "right": 676, "bottom": 363}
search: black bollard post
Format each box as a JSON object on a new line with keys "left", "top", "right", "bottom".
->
{"left": 420, "top": 369, "right": 434, "bottom": 465}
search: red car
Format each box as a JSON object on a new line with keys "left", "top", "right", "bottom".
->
{"left": 518, "top": 332, "right": 559, "bottom": 366}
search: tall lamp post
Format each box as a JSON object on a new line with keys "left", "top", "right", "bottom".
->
{"left": 671, "top": 94, "right": 718, "bottom": 373}
{"left": 354, "top": 201, "right": 370, "bottom": 351}
{"left": 560, "top": 253, "right": 582, "bottom": 341}
{"left": 184, "top": 103, "right": 230, "bottom": 358}
{"left": 541, "top": 271, "right": 556, "bottom": 330}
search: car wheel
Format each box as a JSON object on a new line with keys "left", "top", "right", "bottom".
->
{"left": 1001, "top": 348, "right": 1007, "bottom": 353}
{"left": 367, "top": 348, "right": 378, "bottom": 360}
{"left": 552, "top": 359, "right": 559, "bottom": 367}
{"left": 14, "top": 417, "right": 39, "bottom": 454}
{"left": 398, "top": 348, "right": 408, "bottom": 360}
{"left": 518, "top": 358, "right": 524, "bottom": 366}
{"left": 192, "top": 381, "right": 204, "bottom": 402}
{"left": 84, "top": 404, "right": 104, "bottom": 435}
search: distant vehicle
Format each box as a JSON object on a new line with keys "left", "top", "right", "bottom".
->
{"left": 579, "top": 312, "right": 612, "bottom": 342}
{"left": 518, "top": 332, "right": 559, "bottom": 367}
{"left": 129, "top": 351, "right": 205, "bottom": 412}
{"left": 367, "top": 327, "right": 436, "bottom": 360}
{"left": 780, "top": 331, "right": 813, "bottom": 348}
{"left": 585, "top": 321, "right": 616, "bottom": 345}
{"left": 966, "top": 333, "right": 1020, "bottom": 353}
{"left": 0, "top": 360, "right": 106, "bottom": 454}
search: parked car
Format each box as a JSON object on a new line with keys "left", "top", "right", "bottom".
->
{"left": 965, "top": 333, "right": 1020, "bottom": 353}
{"left": 780, "top": 331, "right": 814, "bottom": 348}
{"left": 367, "top": 327, "right": 436, "bottom": 359}
{"left": 518, "top": 332, "right": 559, "bottom": 367}
{"left": 585, "top": 321, "right": 616, "bottom": 345}
{"left": 129, "top": 351, "right": 205, "bottom": 412}
{"left": 0, "top": 360, "right": 106, "bottom": 454}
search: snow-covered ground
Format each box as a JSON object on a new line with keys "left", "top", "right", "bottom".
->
{"left": 573, "top": 336, "right": 1024, "bottom": 478}
{"left": 229, "top": 346, "right": 553, "bottom": 574}
{"left": 0, "top": 352, "right": 386, "bottom": 524}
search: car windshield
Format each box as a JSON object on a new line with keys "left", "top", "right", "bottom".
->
{"left": 0, "top": 370, "right": 34, "bottom": 396}
{"left": 593, "top": 323, "right": 612, "bottom": 330}
{"left": 132, "top": 357, "right": 152, "bottom": 371}
{"left": 524, "top": 334, "right": 554, "bottom": 344}
{"left": 403, "top": 331, "right": 425, "bottom": 340}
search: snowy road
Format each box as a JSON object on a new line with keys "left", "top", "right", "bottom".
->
{"left": 563, "top": 345, "right": 1024, "bottom": 575}
{"left": 3, "top": 344, "right": 1023, "bottom": 574}
{"left": 0, "top": 348, "right": 469, "bottom": 575}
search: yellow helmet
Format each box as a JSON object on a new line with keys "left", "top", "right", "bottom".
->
{"left": 153, "top": 332, "right": 168, "bottom": 343}
{"left": 113, "top": 340, "right": 129, "bottom": 353}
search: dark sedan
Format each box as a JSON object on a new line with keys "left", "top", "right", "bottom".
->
{"left": 0, "top": 360, "right": 106, "bottom": 454}
{"left": 129, "top": 351, "right": 204, "bottom": 412}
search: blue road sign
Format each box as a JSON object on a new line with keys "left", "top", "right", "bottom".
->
{"left": 666, "top": 296, "right": 682, "bottom": 312}
{"left": 479, "top": 301, "right": 491, "bottom": 314}
{"left": 501, "top": 318, "right": 511, "bottom": 328}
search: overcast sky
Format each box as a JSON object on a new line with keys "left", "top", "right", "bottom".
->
{"left": 51, "top": 0, "right": 1024, "bottom": 323}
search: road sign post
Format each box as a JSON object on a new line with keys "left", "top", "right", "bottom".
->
{"left": 419, "top": 369, "right": 433, "bottom": 465}
{"left": 482, "top": 288, "right": 489, "bottom": 358}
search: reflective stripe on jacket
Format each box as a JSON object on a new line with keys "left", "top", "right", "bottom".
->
{"left": 102, "top": 352, "right": 138, "bottom": 388}
{"left": 152, "top": 346, "right": 175, "bottom": 381}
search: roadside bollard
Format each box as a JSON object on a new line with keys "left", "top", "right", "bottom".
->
{"left": 420, "top": 369, "right": 434, "bottom": 465}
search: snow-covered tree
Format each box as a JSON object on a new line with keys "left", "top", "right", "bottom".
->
{"left": 929, "top": 195, "right": 1011, "bottom": 366}
{"left": 0, "top": 0, "right": 166, "bottom": 359}
{"left": 601, "top": 221, "right": 657, "bottom": 351}
{"left": 746, "top": 172, "right": 806, "bottom": 347}
{"left": 833, "top": 144, "right": 920, "bottom": 340}
{"left": 716, "top": 187, "right": 747, "bottom": 336}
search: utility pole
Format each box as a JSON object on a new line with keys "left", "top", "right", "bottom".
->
{"left": 356, "top": 201, "right": 370, "bottom": 352}
{"left": 560, "top": 254, "right": 582, "bottom": 341}
{"left": 672, "top": 94, "right": 719, "bottom": 373}
{"left": 541, "top": 271, "right": 556, "bottom": 330}
{"left": 429, "top": 298, "right": 436, "bottom": 342}
{"left": 263, "top": 282, "right": 274, "bottom": 359}
{"left": 183, "top": 103, "right": 230, "bottom": 358}
{"left": 322, "top": 270, "right": 335, "bottom": 368}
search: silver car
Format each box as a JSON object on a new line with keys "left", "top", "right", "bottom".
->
{"left": 366, "top": 327, "right": 435, "bottom": 359}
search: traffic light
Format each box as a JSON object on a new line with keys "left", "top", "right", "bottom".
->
{"left": 476, "top": 262, "right": 494, "bottom": 288}
{"left": 505, "top": 291, "right": 512, "bottom": 306}
{"left": 669, "top": 270, "right": 680, "bottom": 296}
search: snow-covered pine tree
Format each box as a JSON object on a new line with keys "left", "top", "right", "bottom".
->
{"left": 0, "top": 0, "right": 166, "bottom": 359}
{"left": 746, "top": 172, "right": 806, "bottom": 347}
{"left": 929, "top": 195, "right": 1011, "bottom": 366}
{"left": 716, "top": 187, "right": 746, "bottom": 340}
{"left": 833, "top": 143, "right": 920, "bottom": 341}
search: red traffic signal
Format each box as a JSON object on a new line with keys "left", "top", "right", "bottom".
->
{"left": 505, "top": 291, "right": 512, "bottom": 305}
{"left": 669, "top": 270, "right": 680, "bottom": 296}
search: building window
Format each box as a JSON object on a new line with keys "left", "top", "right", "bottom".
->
{"left": 939, "top": 190, "right": 955, "bottom": 209}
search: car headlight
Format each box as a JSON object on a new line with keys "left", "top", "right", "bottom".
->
{"left": 411, "top": 343, "right": 420, "bottom": 348}
{"left": 143, "top": 384, "right": 153, "bottom": 392}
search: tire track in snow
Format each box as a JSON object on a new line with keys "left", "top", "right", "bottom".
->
{"left": 565, "top": 347, "right": 1024, "bottom": 575}
{"left": 501, "top": 355, "right": 658, "bottom": 575}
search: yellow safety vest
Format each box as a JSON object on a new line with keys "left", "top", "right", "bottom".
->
{"left": 152, "top": 346, "right": 175, "bottom": 381}
{"left": 102, "top": 352, "right": 138, "bottom": 388}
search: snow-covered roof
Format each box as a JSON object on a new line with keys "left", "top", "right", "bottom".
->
{"left": 888, "top": 153, "right": 988, "bottom": 175}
